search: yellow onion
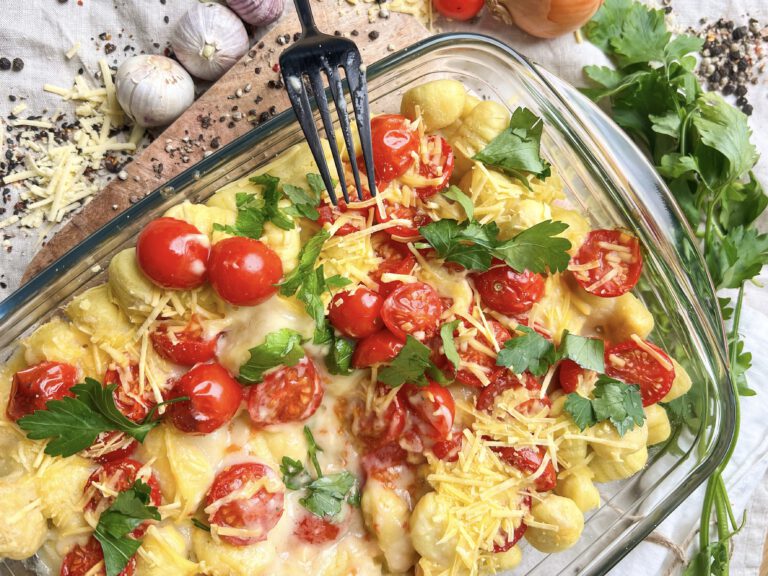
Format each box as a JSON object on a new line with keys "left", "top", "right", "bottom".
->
{"left": 486, "top": 0, "right": 604, "bottom": 38}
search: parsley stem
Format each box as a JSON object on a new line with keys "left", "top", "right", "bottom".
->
{"left": 141, "top": 395, "right": 190, "bottom": 424}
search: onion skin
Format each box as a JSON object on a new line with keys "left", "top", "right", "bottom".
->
{"left": 486, "top": 0, "right": 604, "bottom": 38}
{"left": 227, "top": 0, "right": 285, "bottom": 26}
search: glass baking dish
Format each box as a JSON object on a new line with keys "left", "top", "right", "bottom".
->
{"left": 0, "top": 33, "right": 734, "bottom": 576}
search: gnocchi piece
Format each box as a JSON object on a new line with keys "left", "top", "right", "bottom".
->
{"left": 661, "top": 359, "right": 692, "bottom": 403}
{"left": 23, "top": 317, "right": 91, "bottom": 368}
{"left": 529, "top": 274, "right": 588, "bottom": 341}
{"left": 410, "top": 492, "right": 457, "bottom": 568}
{"left": 461, "top": 94, "right": 481, "bottom": 116}
{"left": 400, "top": 79, "right": 467, "bottom": 132}
{"left": 550, "top": 205, "right": 591, "bottom": 255}
{"left": 588, "top": 421, "right": 648, "bottom": 462}
{"left": 193, "top": 527, "right": 277, "bottom": 576}
{"left": 66, "top": 285, "right": 134, "bottom": 349}
{"left": 555, "top": 423, "right": 588, "bottom": 468}
{"left": 262, "top": 221, "right": 302, "bottom": 273}
{"left": 137, "top": 524, "right": 199, "bottom": 576}
{"left": 108, "top": 248, "right": 160, "bottom": 322}
{"left": 447, "top": 100, "right": 510, "bottom": 177}
{"left": 645, "top": 403, "right": 672, "bottom": 446}
{"left": 590, "top": 447, "right": 648, "bottom": 483}
{"left": 164, "top": 201, "right": 236, "bottom": 239}
{"left": 604, "top": 293, "right": 655, "bottom": 342}
{"left": 524, "top": 494, "right": 584, "bottom": 553}
{"left": 0, "top": 474, "right": 47, "bottom": 560}
{"left": 509, "top": 198, "right": 552, "bottom": 232}
{"left": 362, "top": 479, "right": 417, "bottom": 573}
{"left": 555, "top": 472, "right": 600, "bottom": 512}
{"left": 262, "top": 425, "right": 308, "bottom": 463}
{"left": 36, "top": 454, "right": 93, "bottom": 532}
{"left": 483, "top": 545, "right": 522, "bottom": 573}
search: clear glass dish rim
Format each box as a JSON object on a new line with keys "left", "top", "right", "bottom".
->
{"left": 0, "top": 32, "right": 735, "bottom": 575}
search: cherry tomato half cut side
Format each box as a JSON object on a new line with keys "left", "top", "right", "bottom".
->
{"left": 605, "top": 338, "right": 675, "bottom": 406}
{"left": 247, "top": 356, "right": 323, "bottom": 427}
{"left": 151, "top": 319, "right": 220, "bottom": 366}
{"left": 414, "top": 135, "right": 455, "bottom": 199}
{"left": 403, "top": 382, "right": 455, "bottom": 440}
{"left": 473, "top": 265, "right": 545, "bottom": 316}
{"left": 136, "top": 217, "right": 210, "bottom": 290}
{"left": 60, "top": 536, "right": 136, "bottom": 576}
{"left": 571, "top": 229, "right": 643, "bottom": 297}
{"left": 7, "top": 360, "right": 78, "bottom": 421}
{"left": 381, "top": 282, "right": 442, "bottom": 341}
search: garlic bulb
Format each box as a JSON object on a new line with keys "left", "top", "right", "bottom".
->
{"left": 115, "top": 55, "right": 195, "bottom": 128}
{"left": 172, "top": 3, "right": 249, "bottom": 82}
{"left": 486, "top": 0, "right": 603, "bottom": 39}
{"left": 227, "top": 0, "right": 284, "bottom": 26}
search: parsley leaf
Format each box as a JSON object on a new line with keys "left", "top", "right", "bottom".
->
{"left": 493, "top": 220, "right": 572, "bottom": 274}
{"left": 94, "top": 480, "right": 160, "bottom": 576}
{"left": 563, "top": 393, "right": 596, "bottom": 430}
{"left": 251, "top": 174, "right": 294, "bottom": 231}
{"left": 558, "top": 331, "right": 605, "bottom": 373}
{"left": 378, "top": 336, "right": 434, "bottom": 387}
{"left": 283, "top": 183, "right": 320, "bottom": 221}
{"left": 238, "top": 329, "right": 305, "bottom": 384}
{"left": 325, "top": 335, "right": 355, "bottom": 376}
{"left": 442, "top": 185, "right": 474, "bottom": 220}
{"left": 706, "top": 226, "right": 768, "bottom": 290}
{"left": 304, "top": 426, "right": 323, "bottom": 478}
{"left": 17, "top": 378, "right": 160, "bottom": 457}
{"left": 439, "top": 320, "right": 461, "bottom": 373}
{"left": 609, "top": 3, "right": 669, "bottom": 67}
{"left": 278, "top": 229, "right": 330, "bottom": 296}
{"left": 419, "top": 219, "right": 497, "bottom": 271}
{"left": 495, "top": 326, "right": 555, "bottom": 377}
{"left": 472, "top": 107, "right": 551, "bottom": 188}
{"left": 564, "top": 376, "right": 645, "bottom": 436}
{"left": 213, "top": 192, "right": 267, "bottom": 239}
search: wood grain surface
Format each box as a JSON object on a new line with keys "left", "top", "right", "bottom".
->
{"left": 22, "top": 5, "right": 428, "bottom": 281}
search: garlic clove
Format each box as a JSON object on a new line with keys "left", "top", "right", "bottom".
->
{"left": 171, "top": 3, "right": 250, "bottom": 82}
{"left": 227, "top": 0, "right": 285, "bottom": 27}
{"left": 115, "top": 55, "right": 195, "bottom": 128}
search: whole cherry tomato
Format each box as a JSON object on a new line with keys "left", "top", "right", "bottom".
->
{"left": 557, "top": 359, "right": 584, "bottom": 394}
{"left": 381, "top": 282, "right": 442, "bottom": 341}
{"left": 205, "top": 462, "right": 285, "bottom": 546}
{"left": 208, "top": 237, "right": 283, "bottom": 306}
{"left": 473, "top": 264, "right": 546, "bottom": 316}
{"left": 247, "top": 356, "right": 323, "bottom": 427}
{"left": 493, "top": 446, "right": 557, "bottom": 492}
{"left": 605, "top": 339, "right": 675, "bottom": 406}
{"left": 104, "top": 364, "right": 155, "bottom": 422}
{"left": 328, "top": 287, "right": 384, "bottom": 339}
{"left": 571, "top": 229, "right": 643, "bottom": 297}
{"left": 403, "top": 382, "right": 455, "bottom": 440}
{"left": 294, "top": 512, "right": 348, "bottom": 544}
{"left": 360, "top": 114, "right": 419, "bottom": 184}
{"left": 82, "top": 431, "right": 138, "bottom": 464}
{"left": 60, "top": 537, "right": 136, "bottom": 576}
{"left": 151, "top": 318, "right": 220, "bottom": 366}
{"left": 136, "top": 217, "right": 210, "bottom": 290}
{"left": 374, "top": 201, "right": 431, "bottom": 241}
{"left": 84, "top": 458, "right": 162, "bottom": 537}
{"left": 432, "top": 0, "right": 484, "bottom": 21}
{"left": 6, "top": 361, "right": 78, "bottom": 421}
{"left": 414, "top": 135, "right": 455, "bottom": 199}
{"left": 352, "top": 329, "right": 405, "bottom": 368}
{"left": 166, "top": 362, "right": 243, "bottom": 434}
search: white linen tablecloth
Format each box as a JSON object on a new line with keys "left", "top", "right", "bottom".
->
{"left": 0, "top": 1, "right": 766, "bottom": 574}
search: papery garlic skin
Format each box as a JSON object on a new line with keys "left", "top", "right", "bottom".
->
{"left": 115, "top": 55, "right": 195, "bottom": 128}
{"left": 227, "top": 0, "right": 285, "bottom": 26}
{"left": 172, "top": 2, "right": 249, "bottom": 82}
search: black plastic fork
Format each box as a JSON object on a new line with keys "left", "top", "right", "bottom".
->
{"left": 279, "top": 0, "right": 376, "bottom": 206}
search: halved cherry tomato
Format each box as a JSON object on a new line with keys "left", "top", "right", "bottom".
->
{"left": 432, "top": 433, "right": 464, "bottom": 462}
{"left": 476, "top": 370, "right": 540, "bottom": 412}
{"left": 247, "top": 356, "right": 323, "bottom": 427}
{"left": 605, "top": 339, "right": 675, "bottom": 406}
{"left": 167, "top": 362, "right": 243, "bottom": 434}
{"left": 571, "top": 229, "right": 643, "bottom": 297}
{"left": 473, "top": 264, "right": 546, "bottom": 316}
{"left": 492, "top": 522, "right": 528, "bottom": 553}
{"left": 104, "top": 364, "right": 155, "bottom": 422}
{"left": 414, "top": 135, "right": 455, "bottom": 199}
{"left": 329, "top": 287, "right": 384, "bottom": 339}
{"left": 450, "top": 320, "right": 511, "bottom": 389}
{"left": 516, "top": 396, "right": 552, "bottom": 416}
{"left": 403, "top": 382, "right": 455, "bottom": 440}
{"left": 83, "top": 431, "right": 138, "bottom": 464}
{"left": 557, "top": 359, "right": 585, "bottom": 394}
{"left": 370, "top": 237, "right": 417, "bottom": 297}
{"left": 151, "top": 318, "right": 220, "bottom": 366}
{"left": 6, "top": 361, "right": 78, "bottom": 421}
{"left": 493, "top": 446, "right": 557, "bottom": 492}
{"left": 84, "top": 458, "right": 162, "bottom": 537}
{"left": 60, "top": 536, "right": 136, "bottom": 576}
{"left": 136, "top": 217, "right": 210, "bottom": 290}
{"left": 352, "top": 383, "right": 407, "bottom": 448}
{"left": 433, "top": 0, "right": 484, "bottom": 21}
{"left": 205, "top": 462, "right": 285, "bottom": 546}
{"left": 374, "top": 201, "right": 431, "bottom": 241}
{"left": 381, "top": 282, "right": 442, "bottom": 341}
{"left": 360, "top": 114, "right": 419, "bottom": 184}
{"left": 352, "top": 329, "right": 405, "bottom": 368}
{"left": 317, "top": 203, "right": 369, "bottom": 236}
{"left": 208, "top": 237, "right": 283, "bottom": 306}
{"left": 294, "top": 512, "right": 348, "bottom": 544}
{"left": 361, "top": 442, "right": 409, "bottom": 483}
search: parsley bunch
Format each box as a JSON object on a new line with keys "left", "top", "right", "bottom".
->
{"left": 583, "top": 1, "right": 767, "bottom": 572}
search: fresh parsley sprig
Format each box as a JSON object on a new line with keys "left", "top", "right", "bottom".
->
{"left": 238, "top": 328, "right": 305, "bottom": 384}
{"left": 279, "top": 427, "right": 360, "bottom": 518}
{"left": 564, "top": 376, "right": 645, "bottom": 437}
{"left": 17, "top": 378, "right": 183, "bottom": 457}
{"left": 94, "top": 480, "right": 160, "bottom": 576}
{"left": 377, "top": 335, "right": 448, "bottom": 388}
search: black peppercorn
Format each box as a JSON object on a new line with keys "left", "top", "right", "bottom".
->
{"left": 722, "top": 84, "right": 735, "bottom": 95}
{"left": 708, "top": 72, "right": 721, "bottom": 83}
{"left": 742, "top": 104, "right": 753, "bottom": 116}
{"left": 163, "top": 15, "right": 169, "bottom": 24}
{"left": 736, "top": 96, "right": 747, "bottom": 106}
{"left": 732, "top": 26, "right": 747, "bottom": 40}
{"left": 0, "top": 58, "right": 10, "bottom": 71}
{"left": 735, "top": 84, "right": 747, "bottom": 96}
{"left": 11, "top": 58, "right": 23, "bottom": 72}
{"left": 368, "top": 30, "right": 380, "bottom": 40}
{"left": 737, "top": 58, "right": 748, "bottom": 71}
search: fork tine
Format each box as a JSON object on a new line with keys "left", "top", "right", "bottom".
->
{"left": 307, "top": 70, "right": 351, "bottom": 205}
{"left": 343, "top": 56, "right": 377, "bottom": 199}
{"left": 284, "top": 72, "right": 339, "bottom": 205}
{"left": 326, "top": 64, "right": 367, "bottom": 201}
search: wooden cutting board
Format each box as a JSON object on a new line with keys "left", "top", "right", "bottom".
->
{"left": 23, "top": 3, "right": 429, "bottom": 281}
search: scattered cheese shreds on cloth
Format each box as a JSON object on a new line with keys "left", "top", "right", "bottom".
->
{"left": 340, "top": 0, "right": 433, "bottom": 28}
{"left": 0, "top": 58, "right": 146, "bottom": 236}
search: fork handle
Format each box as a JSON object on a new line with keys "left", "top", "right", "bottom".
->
{"left": 293, "top": 0, "right": 320, "bottom": 36}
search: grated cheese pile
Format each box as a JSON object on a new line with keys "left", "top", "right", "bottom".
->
{"left": 0, "top": 58, "right": 145, "bottom": 237}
